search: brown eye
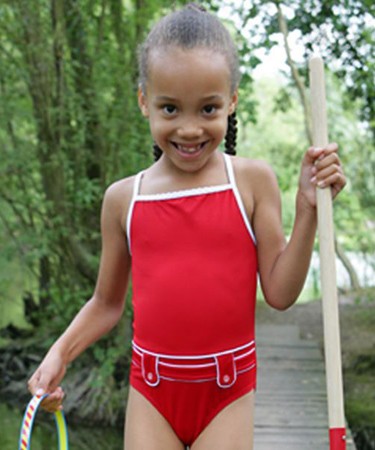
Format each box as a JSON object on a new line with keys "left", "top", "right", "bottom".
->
{"left": 202, "top": 105, "right": 217, "bottom": 115}
{"left": 163, "top": 105, "right": 177, "bottom": 115}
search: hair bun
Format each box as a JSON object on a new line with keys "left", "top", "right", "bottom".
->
{"left": 186, "top": 3, "right": 207, "bottom": 13}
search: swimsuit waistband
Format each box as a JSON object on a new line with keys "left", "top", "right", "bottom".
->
{"left": 131, "top": 341, "right": 256, "bottom": 388}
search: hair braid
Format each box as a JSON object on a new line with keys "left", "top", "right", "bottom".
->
{"left": 153, "top": 143, "right": 163, "bottom": 161}
{"left": 224, "top": 112, "right": 237, "bottom": 155}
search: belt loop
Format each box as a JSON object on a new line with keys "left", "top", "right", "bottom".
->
{"left": 141, "top": 352, "right": 160, "bottom": 387}
{"left": 215, "top": 353, "right": 237, "bottom": 388}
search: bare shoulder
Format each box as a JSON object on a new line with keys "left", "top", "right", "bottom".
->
{"left": 232, "top": 155, "right": 276, "bottom": 179}
{"left": 105, "top": 175, "right": 135, "bottom": 201}
{"left": 231, "top": 155, "right": 279, "bottom": 204}
{"left": 102, "top": 175, "right": 136, "bottom": 230}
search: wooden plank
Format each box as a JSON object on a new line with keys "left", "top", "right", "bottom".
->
{"left": 258, "top": 359, "right": 325, "bottom": 370}
{"left": 255, "top": 426, "right": 330, "bottom": 441}
{"left": 254, "top": 324, "right": 356, "bottom": 449}
{"left": 258, "top": 345, "right": 322, "bottom": 361}
{"left": 256, "top": 324, "right": 300, "bottom": 341}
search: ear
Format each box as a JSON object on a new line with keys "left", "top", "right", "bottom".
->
{"left": 228, "top": 89, "right": 238, "bottom": 115}
{"left": 138, "top": 85, "right": 149, "bottom": 117}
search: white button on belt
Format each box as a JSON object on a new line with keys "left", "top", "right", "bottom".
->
{"left": 223, "top": 375, "right": 230, "bottom": 383}
{"left": 147, "top": 373, "right": 154, "bottom": 381}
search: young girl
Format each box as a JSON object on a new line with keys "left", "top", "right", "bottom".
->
{"left": 28, "top": 4, "right": 346, "bottom": 450}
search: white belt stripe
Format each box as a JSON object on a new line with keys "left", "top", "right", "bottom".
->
{"left": 133, "top": 346, "right": 255, "bottom": 369}
{"left": 132, "top": 340, "right": 255, "bottom": 361}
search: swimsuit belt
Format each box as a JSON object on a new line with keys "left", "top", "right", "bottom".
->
{"left": 131, "top": 341, "right": 256, "bottom": 388}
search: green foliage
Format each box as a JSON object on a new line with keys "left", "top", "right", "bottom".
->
{"left": 345, "top": 373, "right": 375, "bottom": 428}
{"left": 0, "top": 3, "right": 197, "bottom": 392}
{"left": 239, "top": 76, "right": 306, "bottom": 233}
{"left": 214, "top": 0, "right": 375, "bottom": 142}
{"left": 241, "top": 70, "right": 374, "bottom": 254}
{"left": 0, "top": 0, "right": 183, "bottom": 332}
{"left": 286, "top": 0, "right": 375, "bottom": 137}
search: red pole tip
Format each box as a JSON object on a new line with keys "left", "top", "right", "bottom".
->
{"left": 330, "top": 427, "right": 347, "bottom": 450}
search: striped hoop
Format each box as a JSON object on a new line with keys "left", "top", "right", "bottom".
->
{"left": 18, "top": 394, "right": 69, "bottom": 450}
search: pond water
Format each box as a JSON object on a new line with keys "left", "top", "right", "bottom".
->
{"left": 0, "top": 402, "right": 123, "bottom": 450}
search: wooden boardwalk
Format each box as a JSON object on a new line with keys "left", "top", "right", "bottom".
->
{"left": 254, "top": 324, "right": 356, "bottom": 450}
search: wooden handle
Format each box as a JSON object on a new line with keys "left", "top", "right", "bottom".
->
{"left": 309, "top": 56, "right": 346, "bottom": 440}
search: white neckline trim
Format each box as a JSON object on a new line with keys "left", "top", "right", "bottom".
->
{"left": 126, "top": 153, "right": 257, "bottom": 253}
{"left": 136, "top": 183, "right": 232, "bottom": 201}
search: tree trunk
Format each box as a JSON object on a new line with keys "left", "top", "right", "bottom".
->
{"left": 335, "top": 239, "right": 361, "bottom": 291}
{"left": 13, "top": 0, "right": 98, "bottom": 289}
{"left": 276, "top": 2, "right": 313, "bottom": 144}
{"left": 64, "top": 0, "right": 105, "bottom": 184}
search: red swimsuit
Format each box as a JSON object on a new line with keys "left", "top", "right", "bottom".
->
{"left": 127, "top": 153, "right": 257, "bottom": 446}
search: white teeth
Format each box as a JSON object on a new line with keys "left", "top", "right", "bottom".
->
{"left": 176, "top": 143, "right": 204, "bottom": 153}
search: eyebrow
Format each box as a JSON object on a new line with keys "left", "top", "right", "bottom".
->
{"left": 154, "top": 96, "right": 176, "bottom": 102}
{"left": 154, "top": 94, "right": 224, "bottom": 102}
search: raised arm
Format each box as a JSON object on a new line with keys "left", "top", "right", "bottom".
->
{"left": 248, "top": 144, "right": 345, "bottom": 310}
{"left": 28, "top": 177, "right": 134, "bottom": 411}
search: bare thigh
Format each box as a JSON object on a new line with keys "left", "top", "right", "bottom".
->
{"left": 190, "top": 391, "right": 255, "bottom": 450}
{"left": 124, "top": 386, "right": 185, "bottom": 450}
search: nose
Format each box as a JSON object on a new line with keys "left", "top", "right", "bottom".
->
{"left": 176, "top": 120, "right": 204, "bottom": 140}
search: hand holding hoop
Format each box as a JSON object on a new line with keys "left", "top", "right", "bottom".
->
{"left": 18, "top": 394, "right": 69, "bottom": 450}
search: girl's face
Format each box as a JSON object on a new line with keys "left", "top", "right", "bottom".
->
{"left": 138, "top": 46, "right": 238, "bottom": 173}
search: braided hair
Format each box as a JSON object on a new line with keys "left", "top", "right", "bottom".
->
{"left": 153, "top": 143, "right": 163, "bottom": 162}
{"left": 225, "top": 112, "right": 238, "bottom": 156}
{"left": 139, "top": 3, "right": 240, "bottom": 161}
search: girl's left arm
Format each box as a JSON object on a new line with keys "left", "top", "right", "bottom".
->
{"left": 252, "top": 143, "right": 345, "bottom": 310}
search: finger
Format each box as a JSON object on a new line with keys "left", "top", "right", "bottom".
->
{"left": 317, "top": 170, "right": 346, "bottom": 191}
{"left": 311, "top": 156, "right": 339, "bottom": 177}
{"left": 317, "top": 172, "right": 346, "bottom": 198}
{"left": 42, "top": 395, "right": 64, "bottom": 413}
{"left": 311, "top": 164, "right": 344, "bottom": 188}
{"left": 316, "top": 142, "right": 339, "bottom": 157}
{"left": 27, "top": 382, "right": 64, "bottom": 413}
{"left": 315, "top": 153, "right": 341, "bottom": 171}
{"left": 315, "top": 164, "right": 342, "bottom": 186}
{"left": 312, "top": 142, "right": 339, "bottom": 158}
{"left": 325, "top": 142, "right": 339, "bottom": 153}
{"left": 307, "top": 143, "right": 339, "bottom": 165}
{"left": 321, "top": 166, "right": 344, "bottom": 187}
{"left": 306, "top": 146, "right": 325, "bottom": 163}
{"left": 27, "top": 371, "right": 41, "bottom": 396}
{"left": 42, "top": 399, "right": 63, "bottom": 413}
{"left": 332, "top": 171, "right": 347, "bottom": 195}
{"left": 28, "top": 369, "right": 47, "bottom": 395}
{"left": 41, "top": 387, "right": 65, "bottom": 412}
{"left": 28, "top": 371, "right": 51, "bottom": 397}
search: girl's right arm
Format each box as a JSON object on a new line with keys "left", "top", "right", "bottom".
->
{"left": 27, "top": 178, "right": 134, "bottom": 412}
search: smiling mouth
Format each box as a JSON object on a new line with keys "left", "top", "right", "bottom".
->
{"left": 172, "top": 141, "right": 207, "bottom": 154}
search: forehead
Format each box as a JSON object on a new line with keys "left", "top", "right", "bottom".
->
{"left": 146, "top": 47, "right": 232, "bottom": 98}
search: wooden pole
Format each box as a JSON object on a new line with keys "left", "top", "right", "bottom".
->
{"left": 309, "top": 55, "right": 347, "bottom": 450}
